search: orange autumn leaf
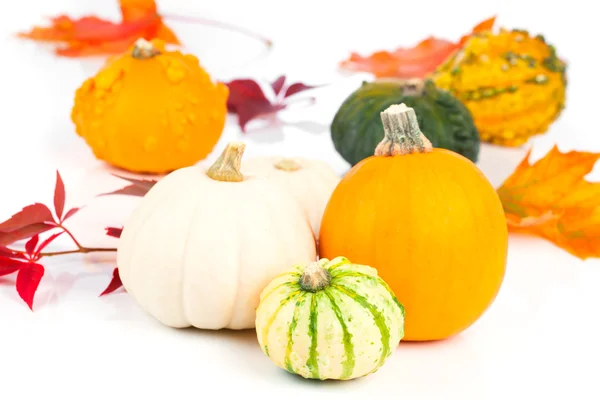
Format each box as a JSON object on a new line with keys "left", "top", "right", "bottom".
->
{"left": 497, "top": 146, "right": 600, "bottom": 260}
{"left": 340, "top": 16, "right": 496, "bottom": 79}
{"left": 16, "top": 0, "right": 179, "bottom": 57}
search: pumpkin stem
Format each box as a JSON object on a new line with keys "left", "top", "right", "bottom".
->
{"left": 374, "top": 103, "right": 433, "bottom": 157}
{"left": 274, "top": 158, "right": 302, "bottom": 172}
{"left": 132, "top": 38, "right": 161, "bottom": 59}
{"left": 207, "top": 142, "right": 246, "bottom": 182}
{"left": 299, "top": 260, "right": 332, "bottom": 292}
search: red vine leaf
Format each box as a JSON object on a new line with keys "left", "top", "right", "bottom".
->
{"left": 25, "top": 235, "right": 39, "bottom": 257}
{"left": 105, "top": 227, "right": 123, "bottom": 238}
{"left": 0, "top": 223, "right": 56, "bottom": 247}
{"left": 271, "top": 75, "right": 286, "bottom": 95}
{"left": 0, "top": 256, "right": 27, "bottom": 276}
{"left": 226, "top": 79, "right": 269, "bottom": 112}
{"left": 225, "top": 75, "right": 320, "bottom": 132}
{"left": 339, "top": 16, "right": 496, "bottom": 78}
{"left": 285, "top": 83, "right": 317, "bottom": 98}
{"left": 100, "top": 268, "right": 124, "bottom": 296}
{"left": 16, "top": 0, "right": 180, "bottom": 57}
{"left": 16, "top": 263, "right": 45, "bottom": 310}
{"left": 33, "top": 232, "right": 65, "bottom": 261}
{"left": 0, "top": 203, "right": 55, "bottom": 232}
{"left": 99, "top": 175, "right": 158, "bottom": 197}
{"left": 54, "top": 171, "right": 66, "bottom": 221}
{"left": 0, "top": 246, "right": 26, "bottom": 260}
{"left": 63, "top": 207, "right": 81, "bottom": 222}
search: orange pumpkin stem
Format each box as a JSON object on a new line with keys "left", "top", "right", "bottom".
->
{"left": 274, "top": 158, "right": 302, "bottom": 171}
{"left": 206, "top": 142, "right": 246, "bottom": 182}
{"left": 132, "top": 38, "right": 161, "bottom": 59}
{"left": 374, "top": 103, "right": 433, "bottom": 157}
{"left": 299, "top": 260, "right": 332, "bottom": 292}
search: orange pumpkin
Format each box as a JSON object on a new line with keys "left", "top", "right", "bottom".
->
{"left": 318, "top": 103, "right": 508, "bottom": 341}
{"left": 71, "top": 38, "right": 228, "bottom": 174}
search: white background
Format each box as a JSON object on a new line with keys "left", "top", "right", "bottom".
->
{"left": 1, "top": 1, "right": 599, "bottom": 399}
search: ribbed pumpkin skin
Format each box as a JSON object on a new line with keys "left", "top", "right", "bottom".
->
{"left": 255, "top": 257, "right": 405, "bottom": 381}
{"left": 432, "top": 29, "right": 567, "bottom": 146}
{"left": 318, "top": 149, "right": 508, "bottom": 341}
{"left": 330, "top": 79, "right": 480, "bottom": 167}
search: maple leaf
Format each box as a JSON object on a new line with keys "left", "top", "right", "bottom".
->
{"left": 99, "top": 174, "right": 159, "bottom": 197}
{"left": 16, "top": 0, "right": 180, "bottom": 57}
{"left": 224, "top": 75, "right": 320, "bottom": 132}
{"left": 498, "top": 146, "right": 600, "bottom": 260}
{"left": 100, "top": 268, "right": 124, "bottom": 296}
{"left": 339, "top": 16, "right": 496, "bottom": 78}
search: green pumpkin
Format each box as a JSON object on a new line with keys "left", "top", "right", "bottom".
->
{"left": 330, "top": 79, "right": 480, "bottom": 166}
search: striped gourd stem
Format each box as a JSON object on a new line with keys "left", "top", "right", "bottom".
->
{"left": 299, "top": 260, "right": 332, "bottom": 292}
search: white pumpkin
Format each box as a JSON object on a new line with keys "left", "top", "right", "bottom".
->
{"left": 116, "top": 142, "right": 317, "bottom": 330}
{"left": 241, "top": 156, "right": 340, "bottom": 238}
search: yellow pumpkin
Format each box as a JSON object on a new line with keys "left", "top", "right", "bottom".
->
{"left": 71, "top": 38, "right": 229, "bottom": 174}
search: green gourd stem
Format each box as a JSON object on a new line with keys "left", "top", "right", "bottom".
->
{"left": 132, "top": 38, "right": 161, "bottom": 59}
{"left": 299, "top": 260, "right": 332, "bottom": 292}
{"left": 207, "top": 142, "right": 246, "bottom": 182}
{"left": 374, "top": 103, "right": 433, "bottom": 156}
{"left": 274, "top": 158, "right": 302, "bottom": 172}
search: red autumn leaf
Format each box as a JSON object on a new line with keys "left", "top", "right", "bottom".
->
{"left": 0, "top": 256, "right": 27, "bottom": 277}
{"left": 62, "top": 207, "right": 82, "bottom": 221}
{"left": 0, "top": 203, "right": 55, "bottom": 232}
{"left": 271, "top": 75, "right": 286, "bottom": 95}
{"left": 16, "top": 0, "right": 180, "bottom": 57}
{"left": 32, "top": 232, "right": 65, "bottom": 261}
{"left": 226, "top": 79, "right": 270, "bottom": 113}
{"left": 285, "top": 82, "right": 318, "bottom": 98}
{"left": 99, "top": 175, "right": 158, "bottom": 197}
{"left": 339, "top": 16, "right": 496, "bottom": 78}
{"left": 0, "top": 223, "right": 56, "bottom": 247}
{"left": 16, "top": 263, "right": 45, "bottom": 310}
{"left": 54, "top": 171, "right": 66, "bottom": 221}
{"left": 225, "top": 75, "right": 320, "bottom": 132}
{"left": 25, "top": 235, "right": 39, "bottom": 257}
{"left": 0, "top": 246, "right": 26, "bottom": 260}
{"left": 100, "top": 268, "right": 124, "bottom": 296}
{"left": 105, "top": 227, "right": 123, "bottom": 238}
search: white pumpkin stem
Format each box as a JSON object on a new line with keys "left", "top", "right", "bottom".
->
{"left": 299, "top": 260, "right": 332, "bottom": 292}
{"left": 132, "top": 38, "right": 161, "bottom": 59}
{"left": 374, "top": 103, "right": 433, "bottom": 156}
{"left": 207, "top": 142, "right": 246, "bottom": 182}
{"left": 274, "top": 158, "right": 302, "bottom": 172}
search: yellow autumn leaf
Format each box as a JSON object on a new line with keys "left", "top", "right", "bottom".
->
{"left": 497, "top": 145, "right": 600, "bottom": 259}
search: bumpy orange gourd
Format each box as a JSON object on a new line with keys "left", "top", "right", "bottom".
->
{"left": 432, "top": 28, "right": 567, "bottom": 146}
{"left": 318, "top": 103, "right": 508, "bottom": 342}
{"left": 71, "top": 38, "right": 229, "bottom": 174}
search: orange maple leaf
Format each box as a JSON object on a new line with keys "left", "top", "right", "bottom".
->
{"left": 340, "top": 16, "right": 496, "bottom": 79}
{"left": 16, "top": 0, "right": 180, "bottom": 57}
{"left": 497, "top": 146, "right": 600, "bottom": 260}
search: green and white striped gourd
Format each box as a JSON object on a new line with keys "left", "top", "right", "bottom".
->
{"left": 255, "top": 256, "right": 405, "bottom": 381}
